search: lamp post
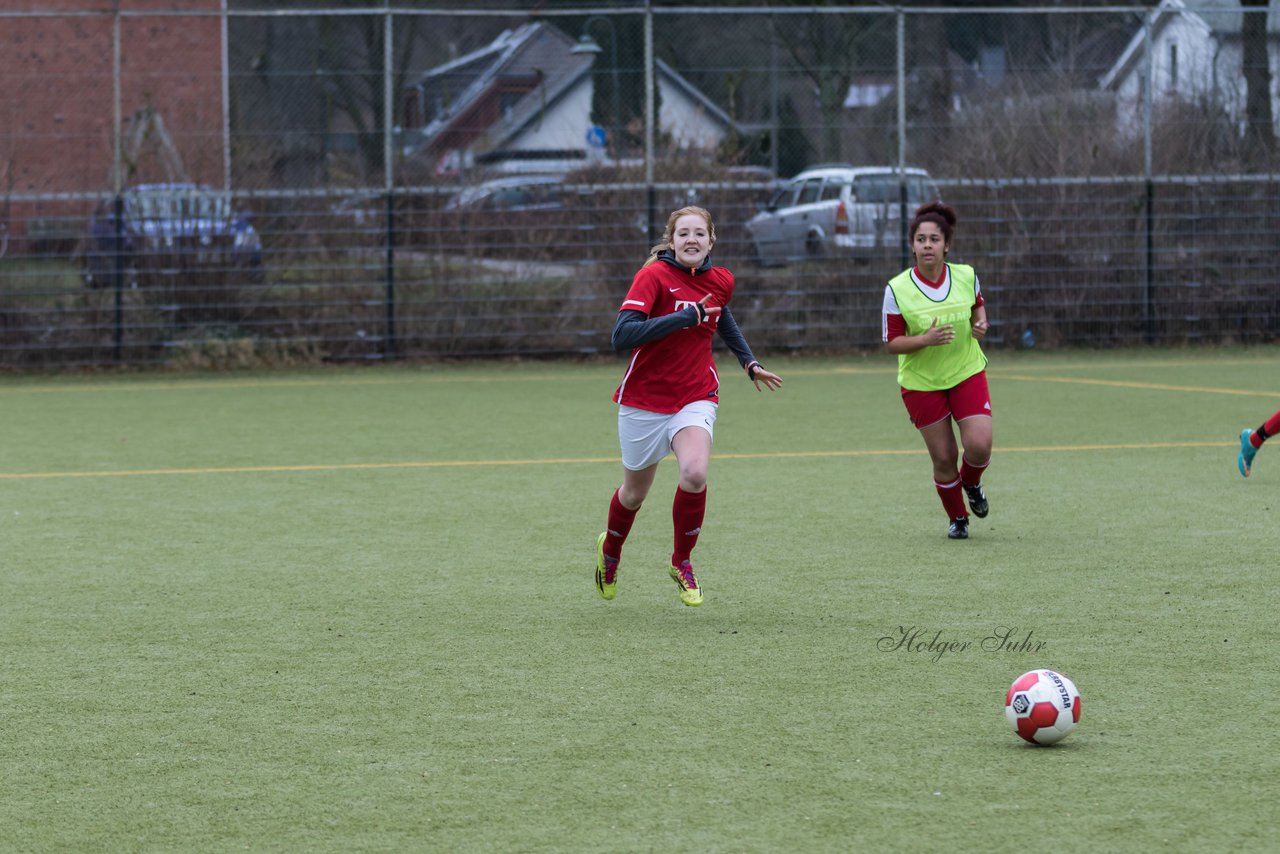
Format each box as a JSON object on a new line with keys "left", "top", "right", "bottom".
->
{"left": 570, "top": 17, "right": 622, "bottom": 158}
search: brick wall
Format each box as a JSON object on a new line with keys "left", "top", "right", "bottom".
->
{"left": 1, "top": 0, "right": 224, "bottom": 196}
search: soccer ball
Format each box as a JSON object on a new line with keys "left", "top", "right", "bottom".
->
{"left": 1004, "top": 668, "right": 1082, "bottom": 745}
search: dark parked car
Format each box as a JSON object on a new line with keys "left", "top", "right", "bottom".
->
{"left": 441, "top": 174, "right": 569, "bottom": 213}
{"left": 82, "top": 183, "right": 263, "bottom": 287}
{"left": 432, "top": 174, "right": 583, "bottom": 261}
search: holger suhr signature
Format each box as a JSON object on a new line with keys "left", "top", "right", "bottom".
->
{"left": 877, "top": 625, "right": 1047, "bottom": 663}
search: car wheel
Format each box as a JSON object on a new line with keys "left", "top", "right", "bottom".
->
{"left": 805, "top": 233, "right": 825, "bottom": 261}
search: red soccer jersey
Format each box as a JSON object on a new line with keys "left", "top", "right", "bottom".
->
{"left": 613, "top": 261, "right": 735, "bottom": 414}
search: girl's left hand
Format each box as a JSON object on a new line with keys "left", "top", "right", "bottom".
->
{"left": 971, "top": 319, "right": 989, "bottom": 340}
{"left": 751, "top": 368, "right": 783, "bottom": 392}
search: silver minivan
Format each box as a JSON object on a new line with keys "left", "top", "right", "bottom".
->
{"left": 745, "top": 165, "right": 939, "bottom": 266}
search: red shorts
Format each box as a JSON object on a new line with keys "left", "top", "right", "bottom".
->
{"left": 900, "top": 371, "right": 992, "bottom": 429}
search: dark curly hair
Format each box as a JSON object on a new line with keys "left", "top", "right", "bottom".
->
{"left": 908, "top": 201, "right": 957, "bottom": 246}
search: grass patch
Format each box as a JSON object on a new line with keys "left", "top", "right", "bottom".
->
{"left": 2, "top": 350, "right": 1278, "bottom": 851}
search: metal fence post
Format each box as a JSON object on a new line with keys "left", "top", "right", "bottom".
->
{"left": 113, "top": 194, "right": 124, "bottom": 363}
{"left": 221, "top": 0, "right": 231, "bottom": 191}
{"left": 1143, "top": 13, "right": 1155, "bottom": 343}
{"left": 112, "top": 9, "right": 124, "bottom": 363}
{"left": 644, "top": 1, "right": 657, "bottom": 246}
{"left": 383, "top": 7, "right": 397, "bottom": 360}
{"left": 897, "top": 8, "right": 909, "bottom": 271}
{"left": 770, "top": 16, "right": 779, "bottom": 182}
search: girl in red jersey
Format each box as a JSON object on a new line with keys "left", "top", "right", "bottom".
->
{"left": 1238, "top": 408, "right": 1280, "bottom": 476}
{"left": 596, "top": 206, "right": 782, "bottom": 607}
{"left": 883, "top": 201, "right": 992, "bottom": 540}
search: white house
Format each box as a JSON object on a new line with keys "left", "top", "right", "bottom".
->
{"left": 403, "top": 22, "right": 739, "bottom": 175}
{"left": 1099, "top": 0, "right": 1280, "bottom": 135}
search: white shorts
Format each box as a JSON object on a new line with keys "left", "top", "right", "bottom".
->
{"left": 618, "top": 400, "right": 718, "bottom": 471}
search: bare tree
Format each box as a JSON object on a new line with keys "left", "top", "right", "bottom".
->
{"left": 317, "top": 11, "right": 423, "bottom": 182}
{"left": 775, "top": 8, "right": 866, "bottom": 162}
{"left": 907, "top": 13, "right": 953, "bottom": 151}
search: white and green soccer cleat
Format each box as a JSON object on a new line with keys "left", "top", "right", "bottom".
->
{"left": 669, "top": 560, "right": 703, "bottom": 607}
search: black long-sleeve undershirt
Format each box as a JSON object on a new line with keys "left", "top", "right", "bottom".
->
{"left": 611, "top": 307, "right": 758, "bottom": 369}
{"left": 611, "top": 307, "right": 698, "bottom": 351}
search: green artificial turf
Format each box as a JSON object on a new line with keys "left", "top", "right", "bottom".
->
{"left": 2, "top": 349, "right": 1277, "bottom": 852}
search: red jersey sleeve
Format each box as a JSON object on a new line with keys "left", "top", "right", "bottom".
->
{"left": 884, "top": 313, "right": 907, "bottom": 342}
{"left": 618, "top": 268, "right": 661, "bottom": 314}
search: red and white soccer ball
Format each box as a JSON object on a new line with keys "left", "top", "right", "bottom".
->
{"left": 1004, "top": 668, "right": 1082, "bottom": 745}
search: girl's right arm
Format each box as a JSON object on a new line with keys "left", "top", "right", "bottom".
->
{"left": 885, "top": 316, "right": 954, "bottom": 354}
{"left": 611, "top": 307, "right": 702, "bottom": 352}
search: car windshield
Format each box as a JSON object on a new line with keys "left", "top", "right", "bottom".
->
{"left": 853, "top": 174, "right": 938, "bottom": 205}
{"left": 447, "top": 175, "right": 566, "bottom": 211}
{"left": 767, "top": 185, "right": 795, "bottom": 209}
{"left": 488, "top": 188, "right": 529, "bottom": 208}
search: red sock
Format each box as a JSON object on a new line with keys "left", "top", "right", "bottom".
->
{"left": 960, "top": 455, "right": 989, "bottom": 488}
{"left": 604, "top": 489, "right": 639, "bottom": 560}
{"left": 1256, "top": 410, "right": 1280, "bottom": 447}
{"left": 935, "top": 477, "right": 967, "bottom": 520}
{"left": 671, "top": 486, "right": 707, "bottom": 566}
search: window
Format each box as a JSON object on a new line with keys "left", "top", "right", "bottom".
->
{"left": 908, "top": 176, "right": 940, "bottom": 204}
{"left": 797, "top": 178, "right": 822, "bottom": 205}
{"left": 853, "top": 175, "right": 895, "bottom": 205}
{"left": 488, "top": 189, "right": 527, "bottom": 209}
{"left": 851, "top": 174, "right": 938, "bottom": 206}
{"left": 768, "top": 184, "right": 798, "bottom": 209}
{"left": 500, "top": 91, "right": 523, "bottom": 117}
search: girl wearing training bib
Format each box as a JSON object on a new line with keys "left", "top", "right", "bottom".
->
{"left": 596, "top": 206, "right": 783, "bottom": 606}
{"left": 883, "top": 201, "right": 992, "bottom": 540}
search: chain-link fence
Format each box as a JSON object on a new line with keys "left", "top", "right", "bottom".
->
{"left": 3, "top": 3, "right": 1279, "bottom": 369}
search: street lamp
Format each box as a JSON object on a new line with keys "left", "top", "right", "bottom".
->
{"left": 570, "top": 17, "right": 622, "bottom": 158}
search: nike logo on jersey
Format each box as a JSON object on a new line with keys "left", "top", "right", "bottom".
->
{"left": 668, "top": 288, "right": 680, "bottom": 293}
